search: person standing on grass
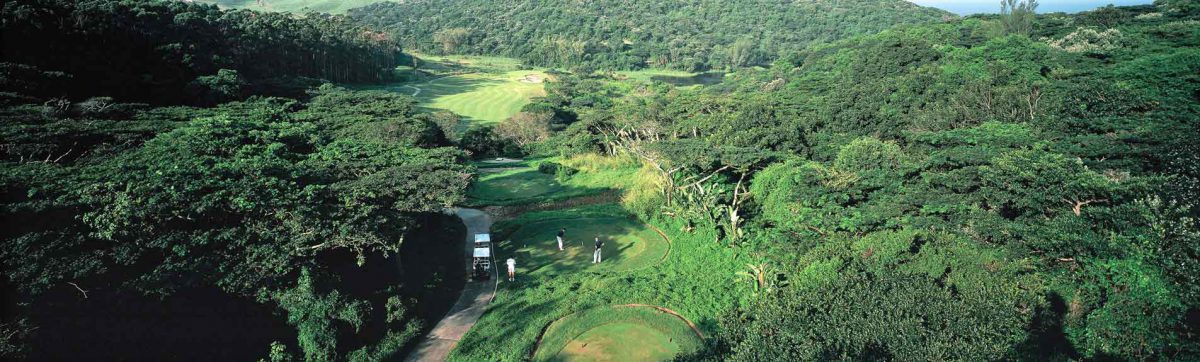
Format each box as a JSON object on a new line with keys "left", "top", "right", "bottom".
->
{"left": 556, "top": 228, "right": 566, "bottom": 251}
{"left": 506, "top": 257, "right": 516, "bottom": 281}
{"left": 592, "top": 236, "right": 604, "bottom": 263}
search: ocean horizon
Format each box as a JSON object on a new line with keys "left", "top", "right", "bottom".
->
{"left": 909, "top": 0, "right": 1156, "bottom": 15}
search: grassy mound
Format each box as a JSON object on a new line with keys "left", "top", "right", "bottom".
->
{"left": 503, "top": 218, "right": 667, "bottom": 276}
{"left": 533, "top": 306, "right": 703, "bottom": 361}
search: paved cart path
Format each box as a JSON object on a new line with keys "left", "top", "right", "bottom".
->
{"left": 405, "top": 208, "right": 496, "bottom": 361}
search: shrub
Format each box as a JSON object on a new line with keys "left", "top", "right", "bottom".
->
{"left": 459, "top": 126, "right": 518, "bottom": 159}
{"left": 187, "top": 69, "right": 246, "bottom": 106}
{"left": 495, "top": 111, "right": 553, "bottom": 148}
{"left": 1046, "top": 27, "right": 1126, "bottom": 55}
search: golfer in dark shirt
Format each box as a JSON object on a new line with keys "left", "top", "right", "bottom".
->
{"left": 592, "top": 236, "right": 604, "bottom": 263}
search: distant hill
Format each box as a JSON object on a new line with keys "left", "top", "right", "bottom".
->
{"left": 195, "top": 0, "right": 391, "bottom": 14}
{"left": 348, "top": 0, "right": 955, "bottom": 71}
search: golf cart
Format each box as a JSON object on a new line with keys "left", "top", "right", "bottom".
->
{"left": 472, "top": 233, "right": 492, "bottom": 280}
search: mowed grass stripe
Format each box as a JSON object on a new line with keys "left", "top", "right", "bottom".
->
{"left": 413, "top": 71, "right": 547, "bottom": 124}
{"left": 461, "top": 86, "right": 508, "bottom": 124}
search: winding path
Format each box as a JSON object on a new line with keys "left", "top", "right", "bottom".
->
{"left": 400, "top": 85, "right": 421, "bottom": 97}
{"left": 405, "top": 208, "right": 497, "bottom": 362}
{"left": 396, "top": 75, "right": 443, "bottom": 98}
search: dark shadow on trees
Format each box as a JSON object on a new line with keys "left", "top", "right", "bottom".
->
{"left": 1018, "top": 292, "right": 1079, "bottom": 361}
{"left": 321, "top": 212, "right": 468, "bottom": 358}
{"left": 16, "top": 284, "right": 295, "bottom": 361}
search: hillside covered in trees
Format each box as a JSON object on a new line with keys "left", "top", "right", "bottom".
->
{"left": 478, "top": 1, "right": 1198, "bottom": 359}
{"left": 1, "top": 0, "right": 405, "bottom": 104}
{"left": 347, "top": 0, "right": 955, "bottom": 71}
{"left": 2, "top": 0, "right": 469, "bottom": 360}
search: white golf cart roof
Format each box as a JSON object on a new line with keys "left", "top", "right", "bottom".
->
{"left": 474, "top": 233, "right": 491, "bottom": 243}
{"left": 473, "top": 247, "right": 491, "bottom": 258}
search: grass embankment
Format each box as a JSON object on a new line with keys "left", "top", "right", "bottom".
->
{"left": 447, "top": 154, "right": 753, "bottom": 361}
{"left": 465, "top": 157, "right": 637, "bottom": 206}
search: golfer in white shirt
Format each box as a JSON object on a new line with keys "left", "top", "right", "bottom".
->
{"left": 506, "top": 257, "right": 516, "bottom": 281}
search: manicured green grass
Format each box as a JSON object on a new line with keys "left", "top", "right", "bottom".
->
{"left": 557, "top": 323, "right": 678, "bottom": 361}
{"left": 503, "top": 217, "right": 668, "bottom": 276}
{"left": 465, "top": 159, "right": 615, "bottom": 206}
{"left": 533, "top": 306, "right": 702, "bottom": 361}
{"left": 199, "top": 0, "right": 388, "bottom": 14}
{"left": 354, "top": 54, "right": 547, "bottom": 125}
{"left": 467, "top": 168, "right": 566, "bottom": 203}
{"left": 366, "top": 71, "right": 547, "bottom": 125}
{"left": 419, "top": 71, "right": 548, "bottom": 124}
{"left": 474, "top": 158, "right": 532, "bottom": 169}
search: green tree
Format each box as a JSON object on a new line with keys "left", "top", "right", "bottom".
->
{"left": 273, "top": 269, "right": 370, "bottom": 361}
{"left": 979, "top": 150, "right": 1114, "bottom": 219}
{"left": 718, "top": 233, "right": 1035, "bottom": 360}
{"left": 726, "top": 38, "right": 756, "bottom": 68}
{"left": 188, "top": 69, "right": 246, "bottom": 105}
{"left": 433, "top": 28, "right": 471, "bottom": 53}
{"left": 1000, "top": 0, "right": 1039, "bottom": 35}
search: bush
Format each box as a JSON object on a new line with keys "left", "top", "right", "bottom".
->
{"left": 1046, "top": 27, "right": 1126, "bottom": 55}
{"left": 715, "top": 234, "right": 1035, "bottom": 360}
{"left": 40, "top": 98, "right": 70, "bottom": 118}
{"left": 459, "top": 126, "right": 520, "bottom": 159}
{"left": 536, "top": 161, "right": 578, "bottom": 178}
{"left": 187, "top": 69, "right": 246, "bottom": 106}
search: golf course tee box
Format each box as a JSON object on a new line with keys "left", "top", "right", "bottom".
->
{"left": 532, "top": 306, "right": 703, "bottom": 361}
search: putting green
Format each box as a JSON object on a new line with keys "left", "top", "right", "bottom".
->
{"left": 557, "top": 323, "right": 678, "bottom": 361}
{"left": 534, "top": 306, "right": 702, "bottom": 362}
{"left": 503, "top": 218, "right": 667, "bottom": 276}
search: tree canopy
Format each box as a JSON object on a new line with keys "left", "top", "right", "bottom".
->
{"left": 1, "top": 0, "right": 405, "bottom": 104}
{"left": 520, "top": 2, "right": 1200, "bottom": 359}
{"left": 347, "top": 0, "right": 954, "bottom": 71}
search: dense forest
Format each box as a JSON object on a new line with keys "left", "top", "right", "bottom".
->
{"left": 347, "top": 0, "right": 954, "bottom": 71}
{"left": 489, "top": 1, "right": 1199, "bottom": 359}
{"left": 1, "top": 0, "right": 469, "bottom": 360}
{"left": 1, "top": 0, "right": 405, "bottom": 104}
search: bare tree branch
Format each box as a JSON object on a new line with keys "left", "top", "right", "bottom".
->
{"left": 67, "top": 282, "right": 88, "bottom": 299}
